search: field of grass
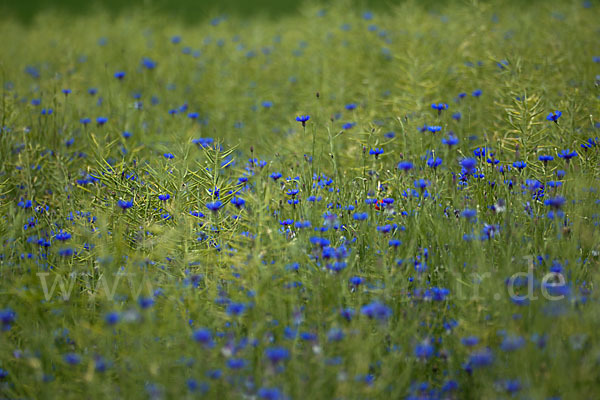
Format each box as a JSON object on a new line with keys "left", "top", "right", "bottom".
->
{"left": 1, "top": 0, "right": 600, "bottom": 398}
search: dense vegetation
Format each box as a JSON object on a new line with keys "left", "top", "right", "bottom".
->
{"left": 1, "top": 1, "right": 600, "bottom": 398}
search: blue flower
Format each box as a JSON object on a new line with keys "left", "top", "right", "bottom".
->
{"left": 397, "top": 161, "right": 414, "bottom": 171}
{"left": 353, "top": 212, "right": 368, "bottom": 220}
{"left": 360, "top": 301, "right": 392, "bottom": 321}
{"left": 118, "top": 199, "right": 133, "bottom": 210}
{"left": 55, "top": 230, "right": 71, "bottom": 241}
{"left": 158, "top": 194, "right": 170, "bottom": 201}
{"left": 63, "top": 353, "right": 81, "bottom": 365}
{"left": 472, "top": 89, "right": 482, "bottom": 97}
{"left": 544, "top": 196, "right": 566, "bottom": 209}
{"left": 265, "top": 347, "right": 290, "bottom": 364}
{"left": 226, "top": 358, "right": 246, "bottom": 369}
{"left": 557, "top": 149, "right": 577, "bottom": 160}
{"left": 461, "top": 336, "right": 479, "bottom": 346}
{"left": 345, "top": 103, "right": 357, "bottom": 110}
{"left": 192, "top": 328, "right": 213, "bottom": 346}
{"left": 414, "top": 340, "right": 434, "bottom": 359}
{"left": 512, "top": 160, "right": 527, "bottom": 170}
{"left": 105, "top": 312, "right": 120, "bottom": 325}
{"left": 427, "top": 157, "right": 442, "bottom": 168}
{"left": 460, "top": 157, "right": 477, "bottom": 174}
{"left": 467, "top": 348, "right": 494, "bottom": 368}
{"left": 500, "top": 335, "right": 525, "bottom": 351}
{"left": 114, "top": 71, "right": 125, "bottom": 80}
{"left": 258, "top": 387, "right": 282, "bottom": 400}
{"left": 414, "top": 179, "right": 430, "bottom": 190}
{"left": 96, "top": 117, "right": 108, "bottom": 126}
{"left": 539, "top": 155, "right": 554, "bottom": 163}
{"left": 369, "top": 148, "right": 384, "bottom": 158}
{"left": 442, "top": 134, "right": 459, "bottom": 147}
{"left": 138, "top": 296, "right": 155, "bottom": 309}
{"left": 546, "top": 110, "right": 562, "bottom": 122}
{"left": 226, "top": 302, "right": 245, "bottom": 316}
{"left": 0, "top": 308, "right": 16, "bottom": 331}
{"left": 296, "top": 115, "right": 310, "bottom": 127}
{"left": 431, "top": 102, "right": 448, "bottom": 112}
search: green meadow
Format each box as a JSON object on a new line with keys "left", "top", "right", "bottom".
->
{"left": 0, "top": 1, "right": 600, "bottom": 398}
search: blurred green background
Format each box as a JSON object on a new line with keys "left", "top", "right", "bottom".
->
{"left": 0, "top": 0, "right": 393, "bottom": 22}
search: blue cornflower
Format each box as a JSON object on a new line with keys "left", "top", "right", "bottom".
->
{"left": 158, "top": 194, "right": 170, "bottom": 201}
{"left": 96, "top": 117, "right": 108, "bottom": 126}
{"left": 472, "top": 89, "right": 482, "bottom": 97}
{"left": 105, "top": 312, "right": 120, "bottom": 325}
{"left": 226, "top": 358, "right": 246, "bottom": 369}
{"left": 206, "top": 201, "right": 222, "bottom": 212}
{"left": 389, "top": 239, "right": 402, "bottom": 247}
{"left": 342, "top": 122, "right": 356, "bottom": 130}
{"left": 188, "top": 112, "right": 199, "bottom": 119}
{"left": 547, "top": 110, "right": 562, "bottom": 122}
{"left": 427, "top": 125, "right": 442, "bottom": 133}
{"left": 349, "top": 276, "right": 365, "bottom": 286}
{"left": 141, "top": 57, "right": 157, "bottom": 69}
{"left": 461, "top": 208, "right": 477, "bottom": 220}
{"left": 353, "top": 212, "right": 368, "bottom": 220}
{"left": 55, "top": 230, "right": 71, "bottom": 241}
{"left": 265, "top": 347, "right": 290, "bottom": 364}
{"left": 118, "top": 199, "right": 133, "bottom": 210}
{"left": 414, "top": 340, "right": 434, "bottom": 359}
{"left": 369, "top": 148, "right": 384, "bottom": 158}
{"left": 431, "top": 103, "right": 448, "bottom": 114}
{"left": 442, "top": 134, "right": 459, "bottom": 147}
{"left": 192, "top": 328, "right": 213, "bottom": 346}
{"left": 340, "top": 307, "right": 355, "bottom": 321}
{"left": 58, "top": 248, "right": 74, "bottom": 257}
{"left": 467, "top": 348, "right": 494, "bottom": 368}
{"left": 460, "top": 158, "right": 477, "bottom": 174}
{"left": 539, "top": 155, "right": 554, "bottom": 163}
{"left": 426, "top": 157, "right": 442, "bottom": 168}
{"left": 62, "top": 89, "right": 71, "bottom": 96}
{"left": 258, "top": 387, "right": 282, "bottom": 400}
{"left": 345, "top": 103, "right": 357, "bottom": 110}
{"left": 0, "top": 308, "right": 16, "bottom": 331}
{"left": 327, "top": 328, "right": 345, "bottom": 342}
{"left": 557, "top": 149, "right": 577, "bottom": 161}
{"left": 64, "top": 353, "right": 81, "bottom": 365}
{"left": 397, "top": 160, "right": 414, "bottom": 171}
{"left": 360, "top": 301, "right": 392, "bottom": 321}
{"left": 544, "top": 196, "right": 566, "bottom": 209}
{"left": 163, "top": 153, "right": 174, "bottom": 159}
{"left": 231, "top": 197, "right": 245, "bottom": 209}
{"left": 500, "top": 335, "right": 525, "bottom": 352}
{"left": 512, "top": 161, "right": 527, "bottom": 170}
{"left": 138, "top": 296, "right": 155, "bottom": 309}
{"left": 296, "top": 115, "right": 310, "bottom": 127}
{"left": 114, "top": 71, "right": 125, "bottom": 80}
{"left": 414, "top": 179, "right": 430, "bottom": 190}
{"left": 80, "top": 118, "right": 91, "bottom": 125}
{"left": 226, "top": 302, "right": 245, "bottom": 316}
{"left": 461, "top": 336, "right": 479, "bottom": 346}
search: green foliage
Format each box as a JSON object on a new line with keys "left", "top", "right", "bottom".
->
{"left": 0, "top": 1, "right": 599, "bottom": 399}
